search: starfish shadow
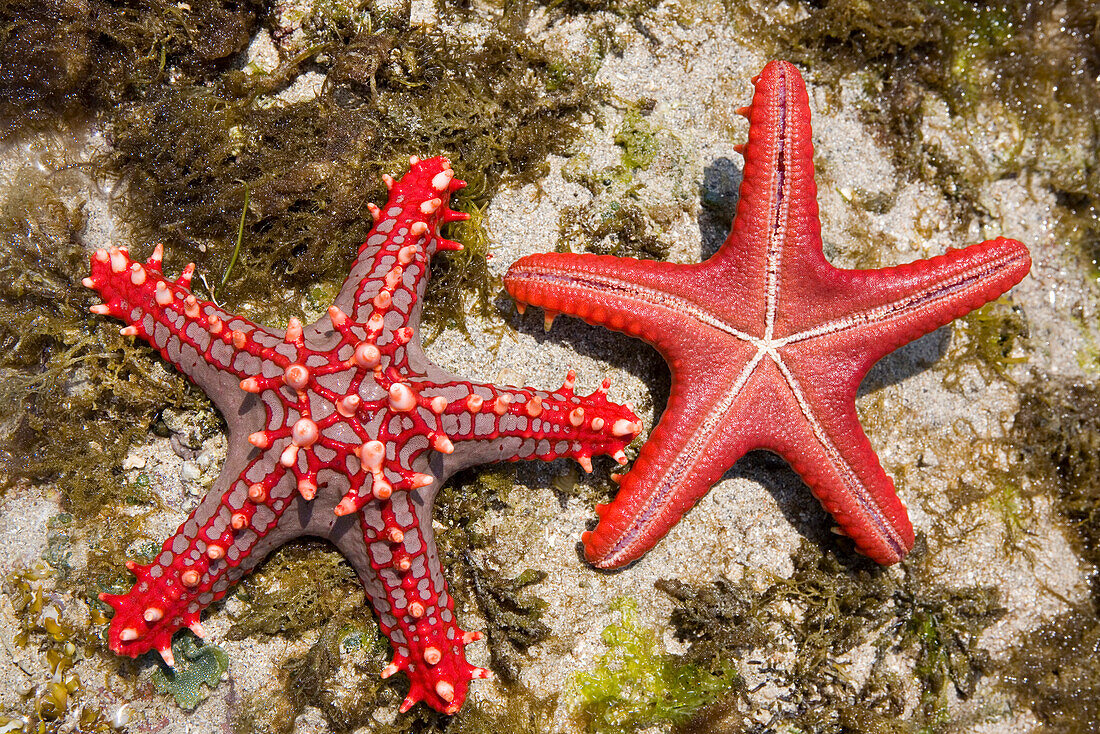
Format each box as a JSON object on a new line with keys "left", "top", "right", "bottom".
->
{"left": 859, "top": 325, "right": 952, "bottom": 395}
{"left": 492, "top": 288, "right": 670, "bottom": 403}
{"left": 698, "top": 158, "right": 741, "bottom": 260}
{"left": 727, "top": 451, "right": 847, "bottom": 558}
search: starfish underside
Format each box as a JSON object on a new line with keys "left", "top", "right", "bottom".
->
{"left": 504, "top": 61, "right": 1031, "bottom": 568}
{"left": 86, "top": 156, "right": 641, "bottom": 714}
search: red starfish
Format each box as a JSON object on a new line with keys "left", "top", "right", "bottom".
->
{"left": 85, "top": 156, "right": 641, "bottom": 714}
{"left": 504, "top": 61, "right": 1031, "bottom": 568}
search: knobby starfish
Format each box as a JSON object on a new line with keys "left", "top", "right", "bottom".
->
{"left": 504, "top": 61, "right": 1031, "bottom": 568}
{"left": 85, "top": 156, "right": 641, "bottom": 714}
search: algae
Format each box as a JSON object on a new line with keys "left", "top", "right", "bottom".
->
{"left": 0, "top": 0, "right": 263, "bottom": 138}
{"left": 755, "top": 0, "right": 1100, "bottom": 265}
{"left": 3, "top": 563, "right": 126, "bottom": 732}
{"left": 277, "top": 614, "right": 392, "bottom": 732}
{"left": 940, "top": 298, "right": 1030, "bottom": 390}
{"left": 1004, "top": 605, "right": 1100, "bottom": 734}
{"left": 557, "top": 106, "right": 693, "bottom": 260}
{"left": 231, "top": 611, "right": 393, "bottom": 734}
{"left": 228, "top": 541, "right": 368, "bottom": 640}
{"left": 0, "top": 167, "right": 191, "bottom": 563}
{"left": 1014, "top": 379, "right": 1100, "bottom": 574}
{"left": 435, "top": 469, "right": 556, "bottom": 688}
{"left": 1008, "top": 378, "right": 1100, "bottom": 730}
{"left": 572, "top": 597, "right": 741, "bottom": 734}
{"left": 464, "top": 560, "right": 550, "bottom": 687}
{"left": 151, "top": 635, "right": 230, "bottom": 710}
{"left": 103, "top": 22, "right": 597, "bottom": 329}
{"left": 657, "top": 541, "right": 1004, "bottom": 732}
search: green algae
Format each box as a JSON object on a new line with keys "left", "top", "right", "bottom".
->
{"left": 0, "top": 0, "right": 263, "bottom": 138}
{"left": 572, "top": 597, "right": 740, "bottom": 734}
{"left": 275, "top": 614, "right": 392, "bottom": 731}
{"left": 151, "top": 635, "right": 230, "bottom": 710}
{"left": 614, "top": 109, "right": 659, "bottom": 172}
{"left": 1006, "top": 380, "right": 1100, "bottom": 725}
{"left": 222, "top": 542, "right": 388, "bottom": 731}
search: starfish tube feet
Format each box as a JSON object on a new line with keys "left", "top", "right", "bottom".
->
{"left": 504, "top": 60, "right": 1030, "bottom": 568}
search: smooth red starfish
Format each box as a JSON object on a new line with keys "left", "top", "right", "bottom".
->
{"left": 85, "top": 156, "right": 640, "bottom": 714}
{"left": 504, "top": 61, "right": 1031, "bottom": 568}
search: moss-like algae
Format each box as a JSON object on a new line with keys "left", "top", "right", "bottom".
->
{"left": 231, "top": 611, "right": 393, "bottom": 734}
{"left": 1006, "top": 378, "right": 1100, "bottom": 732}
{"left": 102, "top": 21, "right": 596, "bottom": 328}
{"left": 0, "top": 170, "right": 198, "bottom": 504}
{"left": 1014, "top": 380, "right": 1100, "bottom": 576}
{"left": 0, "top": 168, "right": 191, "bottom": 606}
{"left": 228, "top": 541, "right": 368, "bottom": 639}
{"left": 657, "top": 541, "right": 1004, "bottom": 733}
{"left": 0, "top": 0, "right": 263, "bottom": 138}
{"left": 434, "top": 469, "right": 555, "bottom": 687}
{"left": 939, "top": 298, "right": 1030, "bottom": 389}
{"left": 1004, "top": 606, "right": 1100, "bottom": 733}
{"left": 464, "top": 560, "right": 550, "bottom": 687}
{"left": 751, "top": 0, "right": 1100, "bottom": 265}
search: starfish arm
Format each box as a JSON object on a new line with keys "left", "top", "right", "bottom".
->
{"left": 778, "top": 237, "right": 1032, "bottom": 358}
{"left": 343, "top": 490, "right": 490, "bottom": 714}
{"left": 421, "top": 373, "right": 642, "bottom": 475}
{"left": 761, "top": 349, "right": 916, "bottom": 564}
{"left": 84, "top": 245, "right": 284, "bottom": 418}
{"left": 709, "top": 60, "right": 827, "bottom": 291}
{"left": 98, "top": 448, "right": 299, "bottom": 661}
{"left": 583, "top": 342, "right": 763, "bottom": 568}
{"left": 333, "top": 156, "right": 469, "bottom": 326}
{"left": 504, "top": 253, "right": 720, "bottom": 363}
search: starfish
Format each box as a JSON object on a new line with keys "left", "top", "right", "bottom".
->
{"left": 504, "top": 61, "right": 1031, "bottom": 568}
{"left": 84, "top": 155, "right": 641, "bottom": 714}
